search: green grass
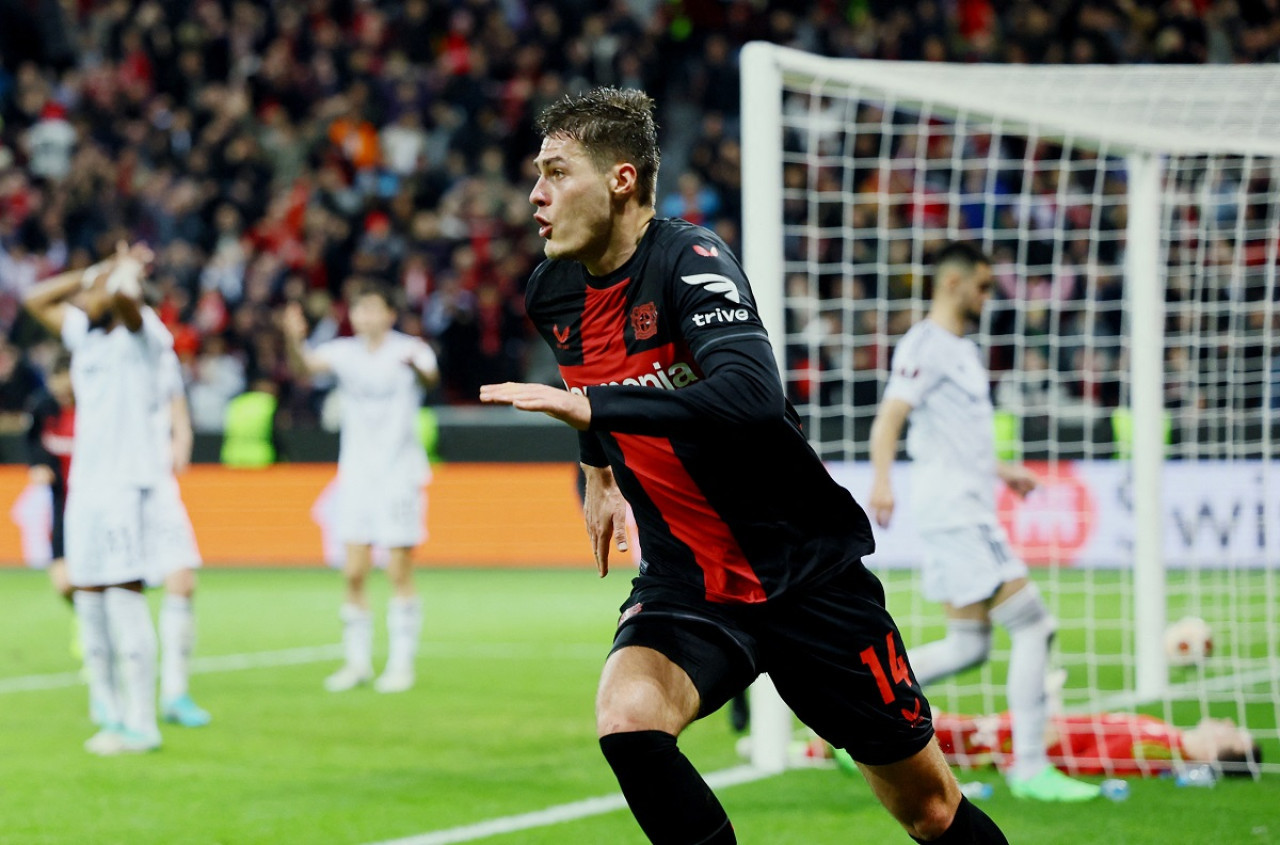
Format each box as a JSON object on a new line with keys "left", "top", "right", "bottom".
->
{"left": 0, "top": 568, "right": 1277, "bottom": 844}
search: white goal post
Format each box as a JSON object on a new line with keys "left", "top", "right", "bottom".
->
{"left": 740, "top": 42, "right": 1280, "bottom": 775}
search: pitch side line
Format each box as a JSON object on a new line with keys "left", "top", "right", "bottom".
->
{"left": 365, "top": 765, "right": 774, "bottom": 845}
{"left": 0, "top": 642, "right": 603, "bottom": 695}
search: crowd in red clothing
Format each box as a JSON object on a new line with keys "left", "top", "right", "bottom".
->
{"left": 0, "top": 0, "right": 1274, "bottom": 431}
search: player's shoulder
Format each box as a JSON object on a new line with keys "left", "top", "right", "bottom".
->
{"left": 651, "top": 217, "right": 734, "bottom": 263}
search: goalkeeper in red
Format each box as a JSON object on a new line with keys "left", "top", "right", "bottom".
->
{"left": 481, "top": 88, "right": 1008, "bottom": 845}
{"left": 868, "top": 241, "right": 1099, "bottom": 801}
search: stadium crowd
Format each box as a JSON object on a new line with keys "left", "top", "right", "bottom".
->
{"left": 0, "top": 0, "right": 1276, "bottom": 434}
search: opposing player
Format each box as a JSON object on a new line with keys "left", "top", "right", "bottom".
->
{"left": 481, "top": 88, "right": 1008, "bottom": 844}
{"left": 868, "top": 241, "right": 1098, "bottom": 802}
{"left": 146, "top": 347, "right": 211, "bottom": 726}
{"left": 934, "top": 709, "right": 1262, "bottom": 778}
{"left": 23, "top": 244, "right": 169, "bottom": 754}
{"left": 24, "top": 352, "right": 75, "bottom": 604}
{"left": 283, "top": 281, "right": 439, "bottom": 694}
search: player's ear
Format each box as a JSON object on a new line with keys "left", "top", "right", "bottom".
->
{"left": 611, "top": 162, "right": 638, "bottom": 199}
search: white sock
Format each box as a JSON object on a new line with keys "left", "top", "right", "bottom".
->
{"left": 340, "top": 603, "right": 373, "bottom": 672}
{"left": 73, "top": 591, "right": 120, "bottom": 728}
{"left": 907, "top": 619, "right": 991, "bottom": 686}
{"left": 104, "top": 587, "right": 159, "bottom": 737}
{"left": 385, "top": 596, "right": 422, "bottom": 673}
{"left": 159, "top": 594, "right": 195, "bottom": 702}
{"left": 991, "top": 584, "right": 1057, "bottom": 780}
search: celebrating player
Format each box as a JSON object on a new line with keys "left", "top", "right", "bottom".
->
{"left": 23, "top": 243, "right": 169, "bottom": 754}
{"left": 868, "top": 241, "right": 1099, "bottom": 801}
{"left": 481, "top": 88, "right": 1008, "bottom": 844}
{"left": 145, "top": 348, "right": 211, "bottom": 726}
{"left": 283, "top": 281, "right": 439, "bottom": 694}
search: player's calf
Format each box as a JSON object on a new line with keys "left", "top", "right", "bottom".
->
{"left": 599, "top": 730, "right": 735, "bottom": 844}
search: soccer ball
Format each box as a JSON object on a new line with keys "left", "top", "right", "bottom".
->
{"left": 1164, "top": 616, "right": 1213, "bottom": 667}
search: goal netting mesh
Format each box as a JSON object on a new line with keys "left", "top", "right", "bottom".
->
{"left": 740, "top": 43, "right": 1280, "bottom": 776}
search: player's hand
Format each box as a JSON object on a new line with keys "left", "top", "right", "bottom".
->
{"left": 998, "top": 464, "right": 1038, "bottom": 499}
{"left": 868, "top": 477, "right": 894, "bottom": 528}
{"left": 281, "top": 301, "right": 308, "bottom": 343}
{"left": 582, "top": 465, "right": 628, "bottom": 577}
{"left": 479, "top": 382, "right": 591, "bottom": 431}
{"left": 28, "top": 465, "right": 55, "bottom": 486}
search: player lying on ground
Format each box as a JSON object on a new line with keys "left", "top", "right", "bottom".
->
{"left": 814, "top": 710, "right": 1261, "bottom": 779}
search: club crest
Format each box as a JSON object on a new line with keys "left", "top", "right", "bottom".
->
{"left": 630, "top": 302, "right": 658, "bottom": 340}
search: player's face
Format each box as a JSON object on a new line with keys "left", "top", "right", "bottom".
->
{"left": 350, "top": 293, "right": 395, "bottom": 338}
{"left": 959, "top": 264, "right": 994, "bottom": 322}
{"left": 529, "top": 135, "right": 613, "bottom": 264}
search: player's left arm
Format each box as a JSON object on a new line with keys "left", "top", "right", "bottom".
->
{"left": 996, "top": 463, "right": 1038, "bottom": 498}
{"left": 405, "top": 339, "right": 441, "bottom": 389}
{"left": 170, "top": 391, "right": 194, "bottom": 475}
{"left": 586, "top": 237, "right": 783, "bottom": 435}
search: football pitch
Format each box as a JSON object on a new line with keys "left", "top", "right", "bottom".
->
{"left": 1, "top": 568, "right": 1276, "bottom": 845}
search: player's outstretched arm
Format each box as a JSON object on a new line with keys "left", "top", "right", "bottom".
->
{"left": 580, "top": 462, "right": 628, "bottom": 577}
{"left": 868, "top": 398, "right": 912, "bottom": 527}
{"left": 405, "top": 341, "right": 440, "bottom": 389}
{"left": 479, "top": 382, "right": 591, "bottom": 430}
{"left": 280, "top": 302, "right": 329, "bottom": 376}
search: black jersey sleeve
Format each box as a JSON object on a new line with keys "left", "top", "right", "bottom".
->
{"left": 24, "top": 393, "right": 57, "bottom": 470}
{"left": 588, "top": 228, "right": 785, "bottom": 435}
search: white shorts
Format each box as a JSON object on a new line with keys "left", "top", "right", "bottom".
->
{"left": 919, "top": 522, "right": 1028, "bottom": 608}
{"left": 143, "top": 476, "right": 202, "bottom": 587}
{"left": 65, "top": 485, "right": 146, "bottom": 588}
{"left": 334, "top": 474, "right": 426, "bottom": 550}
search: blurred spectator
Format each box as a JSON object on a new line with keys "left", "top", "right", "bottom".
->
{"left": 0, "top": 337, "right": 43, "bottom": 433}
{"left": 0, "top": 0, "right": 1270, "bottom": 440}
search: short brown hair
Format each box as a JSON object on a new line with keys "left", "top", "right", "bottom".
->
{"left": 351, "top": 279, "right": 398, "bottom": 310}
{"left": 535, "top": 87, "right": 660, "bottom": 207}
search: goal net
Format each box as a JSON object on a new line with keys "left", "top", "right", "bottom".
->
{"left": 740, "top": 43, "right": 1280, "bottom": 776}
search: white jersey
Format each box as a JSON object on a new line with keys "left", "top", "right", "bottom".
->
{"left": 883, "top": 318, "right": 997, "bottom": 530}
{"left": 62, "top": 306, "right": 173, "bottom": 490}
{"left": 153, "top": 349, "right": 185, "bottom": 473}
{"left": 313, "top": 331, "right": 436, "bottom": 485}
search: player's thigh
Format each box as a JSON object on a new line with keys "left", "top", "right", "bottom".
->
{"left": 370, "top": 482, "right": 425, "bottom": 549}
{"left": 919, "top": 523, "right": 1027, "bottom": 610}
{"left": 597, "top": 646, "right": 703, "bottom": 736}
{"left": 763, "top": 564, "right": 934, "bottom": 766}
{"left": 65, "top": 486, "right": 146, "bottom": 587}
{"left": 606, "top": 579, "right": 758, "bottom": 728}
{"left": 142, "top": 482, "right": 202, "bottom": 587}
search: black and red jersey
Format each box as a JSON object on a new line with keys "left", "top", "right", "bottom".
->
{"left": 526, "top": 218, "right": 875, "bottom": 604}
{"left": 26, "top": 391, "right": 75, "bottom": 490}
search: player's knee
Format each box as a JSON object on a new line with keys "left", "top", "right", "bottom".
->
{"left": 992, "top": 582, "right": 1055, "bottom": 643}
{"left": 596, "top": 680, "right": 684, "bottom": 737}
{"left": 898, "top": 789, "right": 958, "bottom": 841}
{"left": 945, "top": 621, "right": 992, "bottom": 671}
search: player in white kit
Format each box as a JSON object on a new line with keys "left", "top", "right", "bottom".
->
{"left": 23, "top": 243, "right": 168, "bottom": 754}
{"left": 145, "top": 348, "right": 211, "bottom": 727}
{"left": 868, "top": 241, "right": 1099, "bottom": 802}
{"left": 283, "top": 281, "right": 439, "bottom": 694}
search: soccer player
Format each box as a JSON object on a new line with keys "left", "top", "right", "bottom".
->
{"left": 282, "top": 281, "right": 439, "bottom": 694}
{"left": 23, "top": 243, "right": 169, "bottom": 754}
{"left": 146, "top": 347, "right": 212, "bottom": 727}
{"left": 868, "top": 241, "right": 1099, "bottom": 802}
{"left": 933, "top": 710, "right": 1262, "bottom": 778}
{"left": 481, "top": 88, "right": 1008, "bottom": 844}
{"left": 24, "top": 352, "right": 75, "bottom": 604}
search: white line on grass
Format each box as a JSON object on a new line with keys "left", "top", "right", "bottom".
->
{"left": 365, "top": 765, "right": 774, "bottom": 845}
{"left": 0, "top": 642, "right": 604, "bottom": 695}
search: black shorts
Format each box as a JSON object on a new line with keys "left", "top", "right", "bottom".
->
{"left": 50, "top": 485, "right": 66, "bottom": 561}
{"left": 610, "top": 563, "right": 934, "bottom": 767}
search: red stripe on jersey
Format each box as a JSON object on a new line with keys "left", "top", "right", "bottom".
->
{"left": 581, "top": 280, "right": 629, "bottom": 367}
{"left": 615, "top": 432, "right": 767, "bottom": 604}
